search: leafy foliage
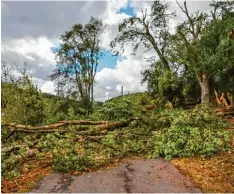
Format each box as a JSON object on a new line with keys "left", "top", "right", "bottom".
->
{"left": 1, "top": 65, "right": 45, "bottom": 125}
{"left": 151, "top": 107, "right": 232, "bottom": 160}
{"left": 52, "top": 17, "right": 105, "bottom": 114}
{"left": 97, "top": 101, "right": 133, "bottom": 120}
{"left": 52, "top": 148, "right": 93, "bottom": 173}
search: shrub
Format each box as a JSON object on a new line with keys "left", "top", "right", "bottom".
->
{"left": 52, "top": 148, "right": 93, "bottom": 173}
{"left": 151, "top": 107, "right": 232, "bottom": 160}
{"left": 98, "top": 101, "right": 133, "bottom": 120}
{"left": 1, "top": 152, "right": 21, "bottom": 179}
{"left": 140, "top": 93, "right": 151, "bottom": 105}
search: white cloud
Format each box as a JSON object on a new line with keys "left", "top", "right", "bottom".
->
{"left": 2, "top": 37, "right": 57, "bottom": 65}
{"left": 40, "top": 81, "right": 55, "bottom": 94}
{"left": 100, "top": 0, "right": 134, "bottom": 49}
{"left": 32, "top": 77, "right": 55, "bottom": 94}
{"left": 94, "top": 45, "right": 155, "bottom": 101}
{"left": 106, "top": 86, "right": 112, "bottom": 90}
{"left": 93, "top": 1, "right": 156, "bottom": 101}
{"left": 1, "top": 36, "right": 59, "bottom": 94}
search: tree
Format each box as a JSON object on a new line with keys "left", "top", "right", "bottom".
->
{"left": 172, "top": 0, "right": 234, "bottom": 105}
{"left": 141, "top": 60, "right": 184, "bottom": 105}
{"left": 1, "top": 61, "right": 45, "bottom": 125}
{"left": 201, "top": 1, "right": 234, "bottom": 96}
{"left": 174, "top": 1, "right": 209, "bottom": 104}
{"left": 110, "top": 0, "right": 174, "bottom": 70}
{"left": 111, "top": 1, "right": 181, "bottom": 103}
{"left": 52, "top": 17, "right": 104, "bottom": 114}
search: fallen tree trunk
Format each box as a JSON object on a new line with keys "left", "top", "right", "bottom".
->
{"left": 2, "top": 120, "right": 111, "bottom": 131}
{"left": 2, "top": 118, "right": 137, "bottom": 134}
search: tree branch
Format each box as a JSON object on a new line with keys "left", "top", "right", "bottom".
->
{"left": 2, "top": 118, "right": 138, "bottom": 133}
{"left": 176, "top": 1, "right": 197, "bottom": 39}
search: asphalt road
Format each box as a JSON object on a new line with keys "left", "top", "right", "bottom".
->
{"left": 32, "top": 158, "right": 201, "bottom": 193}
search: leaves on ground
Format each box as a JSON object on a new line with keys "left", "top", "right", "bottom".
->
{"left": 171, "top": 153, "right": 234, "bottom": 193}
{"left": 1, "top": 159, "right": 52, "bottom": 193}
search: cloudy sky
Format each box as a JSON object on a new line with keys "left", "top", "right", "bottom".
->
{"left": 1, "top": 0, "right": 212, "bottom": 101}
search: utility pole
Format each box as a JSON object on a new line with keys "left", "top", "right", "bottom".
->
{"left": 121, "top": 85, "right": 123, "bottom": 96}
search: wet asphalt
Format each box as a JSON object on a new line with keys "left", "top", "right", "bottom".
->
{"left": 32, "top": 158, "right": 201, "bottom": 193}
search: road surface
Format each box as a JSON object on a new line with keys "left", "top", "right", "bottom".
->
{"left": 32, "top": 158, "right": 201, "bottom": 193}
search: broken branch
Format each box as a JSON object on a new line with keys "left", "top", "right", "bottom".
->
{"left": 2, "top": 118, "right": 138, "bottom": 134}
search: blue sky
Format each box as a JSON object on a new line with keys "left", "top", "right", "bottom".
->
{"left": 100, "top": 2, "right": 135, "bottom": 71}
{"left": 97, "top": 50, "right": 125, "bottom": 72}
{"left": 52, "top": 46, "right": 125, "bottom": 73}
{"left": 117, "top": 0, "right": 135, "bottom": 16}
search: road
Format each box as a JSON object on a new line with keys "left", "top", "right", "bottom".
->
{"left": 32, "top": 158, "right": 201, "bottom": 193}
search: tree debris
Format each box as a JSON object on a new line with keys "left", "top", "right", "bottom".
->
{"left": 2, "top": 118, "right": 137, "bottom": 133}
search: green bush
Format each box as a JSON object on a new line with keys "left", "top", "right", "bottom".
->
{"left": 98, "top": 101, "right": 133, "bottom": 120}
{"left": 1, "top": 152, "right": 21, "bottom": 179}
{"left": 140, "top": 93, "right": 151, "bottom": 105}
{"left": 52, "top": 148, "right": 93, "bottom": 173}
{"left": 151, "top": 107, "right": 232, "bottom": 160}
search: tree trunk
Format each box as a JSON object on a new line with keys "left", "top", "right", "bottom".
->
{"left": 199, "top": 73, "right": 210, "bottom": 105}
{"left": 91, "top": 82, "right": 94, "bottom": 103}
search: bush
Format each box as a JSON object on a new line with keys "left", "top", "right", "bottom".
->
{"left": 98, "top": 101, "right": 133, "bottom": 120}
{"left": 1, "top": 152, "right": 21, "bottom": 179}
{"left": 52, "top": 148, "right": 93, "bottom": 173}
{"left": 151, "top": 107, "right": 232, "bottom": 160}
{"left": 140, "top": 93, "right": 151, "bottom": 105}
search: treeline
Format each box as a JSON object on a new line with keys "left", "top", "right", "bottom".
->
{"left": 49, "top": 0, "right": 234, "bottom": 114}
{"left": 111, "top": 0, "right": 234, "bottom": 106}
{"left": 1, "top": 63, "right": 87, "bottom": 126}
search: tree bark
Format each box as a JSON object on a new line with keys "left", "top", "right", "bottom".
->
{"left": 198, "top": 73, "right": 210, "bottom": 105}
{"left": 2, "top": 118, "right": 137, "bottom": 133}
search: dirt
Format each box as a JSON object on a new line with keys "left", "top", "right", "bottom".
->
{"left": 32, "top": 158, "right": 201, "bottom": 193}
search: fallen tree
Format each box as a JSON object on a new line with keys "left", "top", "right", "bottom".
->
{"left": 2, "top": 120, "right": 110, "bottom": 130}
{"left": 1, "top": 118, "right": 138, "bottom": 134}
{"left": 2, "top": 118, "right": 139, "bottom": 172}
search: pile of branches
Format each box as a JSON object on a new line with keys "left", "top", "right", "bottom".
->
{"left": 2, "top": 118, "right": 138, "bottom": 152}
{"left": 2, "top": 117, "right": 143, "bottom": 179}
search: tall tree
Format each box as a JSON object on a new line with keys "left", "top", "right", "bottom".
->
{"left": 111, "top": 1, "right": 180, "bottom": 103}
{"left": 110, "top": 0, "right": 174, "bottom": 70}
{"left": 175, "top": 1, "right": 209, "bottom": 104}
{"left": 52, "top": 17, "right": 104, "bottom": 114}
{"left": 172, "top": 0, "right": 234, "bottom": 105}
